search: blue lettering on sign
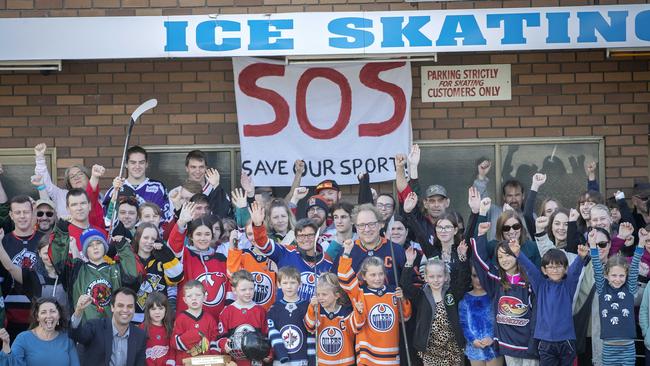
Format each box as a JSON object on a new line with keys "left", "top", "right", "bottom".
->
{"left": 380, "top": 16, "right": 432, "bottom": 47}
{"left": 196, "top": 20, "right": 241, "bottom": 51}
{"left": 577, "top": 11, "right": 627, "bottom": 42}
{"left": 486, "top": 13, "right": 540, "bottom": 45}
{"left": 546, "top": 12, "right": 571, "bottom": 43}
{"left": 161, "top": 7, "right": 650, "bottom": 54}
{"left": 436, "top": 15, "right": 487, "bottom": 46}
{"left": 328, "top": 17, "right": 374, "bottom": 49}
{"left": 164, "top": 21, "right": 188, "bottom": 51}
{"left": 248, "top": 19, "right": 294, "bottom": 50}
{"left": 636, "top": 10, "right": 650, "bottom": 41}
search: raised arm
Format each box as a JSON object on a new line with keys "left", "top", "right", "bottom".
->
{"left": 525, "top": 173, "right": 546, "bottom": 234}
{"left": 337, "top": 239, "right": 362, "bottom": 301}
{"left": 628, "top": 229, "right": 648, "bottom": 295}
{"left": 205, "top": 168, "right": 233, "bottom": 219}
{"left": 395, "top": 153, "right": 408, "bottom": 194}
{"left": 407, "top": 144, "right": 420, "bottom": 181}
{"left": 400, "top": 247, "right": 420, "bottom": 300}
{"left": 284, "top": 160, "right": 305, "bottom": 202}
{"left": 588, "top": 230, "right": 606, "bottom": 295}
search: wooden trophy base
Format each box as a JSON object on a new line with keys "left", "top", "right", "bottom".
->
{"left": 182, "top": 355, "right": 235, "bottom": 366}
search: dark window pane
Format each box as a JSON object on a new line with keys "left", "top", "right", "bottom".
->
{"left": 147, "top": 150, "right": 233, "bottom": 192}
{"left": 417, "top": 145, "right": 496, "bottom": 222}
{"left": 0, "top": 154, "right": 54, "bottom": 200}
{"left": 500, "top": 142, "right": 599, "bottom": 213}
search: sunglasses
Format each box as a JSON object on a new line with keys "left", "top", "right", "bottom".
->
{"left": 502, "top": 223, "right": 522, "bottom": 232}
{"left": 596, "top": 241, "right": 610, "bottom": 248}
{"left": 36, "top": 211, "right": 54, "bottom": 218}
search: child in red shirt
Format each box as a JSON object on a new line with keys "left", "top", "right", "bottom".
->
{"left": 215, "top": 270, "right": 270, "bottom": 366}
{"left": 172, "top": 280, "right": 219, "bottom": 364}
{"left": 139, "top": 291, "right": 176, "bottom": 366}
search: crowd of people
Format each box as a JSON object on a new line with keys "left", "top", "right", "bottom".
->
{"left": 0, "top": 142, "right": 648, "bottom": 366}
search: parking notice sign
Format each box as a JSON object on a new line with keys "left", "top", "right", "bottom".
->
{"left": 421, "top": 64, "right": 511, "bottom": 103}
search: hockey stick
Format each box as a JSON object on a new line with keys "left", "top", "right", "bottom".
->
{"left": 312, "top": 226, "right": 321, "bottom": 365}
{"left": 108, "top": 99, "right": 158, "bottom": 235}
{"left": 388, "top": 238, "right": 412, "bottom": 366}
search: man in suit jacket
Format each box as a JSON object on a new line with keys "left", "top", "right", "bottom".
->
{"left": 70, "top": 286, "right": 146, "bottom": 366}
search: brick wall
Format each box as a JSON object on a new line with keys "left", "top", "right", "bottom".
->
{"left": 0, "top": 0, "right": 648, "bottom": 196}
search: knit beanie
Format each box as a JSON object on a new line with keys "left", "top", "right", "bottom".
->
{"left": 80, "top": 228, "right": 108, "bottom": 256}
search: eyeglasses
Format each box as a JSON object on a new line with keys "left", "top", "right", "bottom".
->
{"left": 308, "top": 207, "right": 325, "bottom": 214}
{"left": 502, "top": 223, "right": 522, "bottom": 232}
{"left": 68, "top": 171, "right": 86, "bottom": 181}
{"left": 596, "top": 241, "right": 610, "bottom": 248}
{"left": 435, "top": 225, "right": 455, "bottom": 232}
{"left": 36, "top": 211, "right": 54, "bottom": 218}
{"left": 376, "top": 203, "right": 394, "bottom": 210}
{"left": 296, "top": 233, "right": 316, "bottom": 240}
{"left": 356, "top": 222, "right": 379, "bottom": 230}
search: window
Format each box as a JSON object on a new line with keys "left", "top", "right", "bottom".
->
{"left": 414, "top": 137, "right": 603, "bottom": 221}
{"left": 145, "top": 145, "right": 239, "bottom": 192}
{"left": 0, "top": 148, "right": 56, "bottom": 199}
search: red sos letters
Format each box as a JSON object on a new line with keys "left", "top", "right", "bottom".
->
{"left": 238, "top": 62, "right": 407, "bottom": 139}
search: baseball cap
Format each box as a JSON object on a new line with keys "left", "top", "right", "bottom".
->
{"left": 315, "top": 180, "right": 340, "bottom": 193}
{"left": 35, "top": 198, "right": 56, "bottom": 210}
{"left": 425, "top": 184, "right": 448, "bottom": 198}
{"left": 307, "top": 195, "right": 329, "bottom": 213}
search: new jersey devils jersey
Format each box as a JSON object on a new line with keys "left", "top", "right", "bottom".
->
{"left": 169, "top": 225, "right": 232, "bottom": 321}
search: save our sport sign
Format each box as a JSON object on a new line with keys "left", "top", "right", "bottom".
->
{"left": 233, "top": 57, "right": 412, "bottom": 187}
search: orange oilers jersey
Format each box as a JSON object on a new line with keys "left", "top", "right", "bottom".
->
{"left": 337, "top": 256, "right": 411, "bottom": 366}
{"left": 227, "top": 247, "right": 277, "bottom": 310}
{"left": 305, "top": 304, "right": 364, "bottom": 366}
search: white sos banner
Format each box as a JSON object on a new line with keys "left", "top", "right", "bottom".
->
{"left": 233, "top": 57, "right": 412, "bottom": 187}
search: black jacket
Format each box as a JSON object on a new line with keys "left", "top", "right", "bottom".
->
{"left": 400, "top": 259, "right": 470, "bottom": 352}
{"left": 70, "top": 317, "right": 146, "bottom": 366}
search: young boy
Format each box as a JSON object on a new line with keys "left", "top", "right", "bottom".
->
{"left": 216, "top": 270, "right": 270, "bottom": 366}
{"left": 267, "top": 266, "right": 315, "bottom": 366}
{"left": 514, "top": 239, "right": 589, "bottom": 366}
{"left": 172, "top": 280, "right": 219, "bottom": 364}
{"left": 50, "top": 223, "right": 138, "bottom": 321}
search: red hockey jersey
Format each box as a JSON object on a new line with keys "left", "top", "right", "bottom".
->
{"left": 139, "top": 322, "right": 176, "bottom": 366}
{"left": 169, "top": 224, "right": 232, "bottom": 321}
{"left": 171, "top": 310, "right": 219, "bottom": 365}
{"left": 215, "top": 302, "right": 269, "bottom": 366}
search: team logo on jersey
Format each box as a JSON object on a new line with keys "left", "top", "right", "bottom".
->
{"left": 137, "top": 273, "right": 164, "bottom": 309}
{"left": 11, "top": 249, "right": 37, "bottom": 270}
{"left": 145, "top": 345, "right": 169, "bottom": 360}
{"left": 252, "top": 272, "right": 273, "bottom": 305}
{"left": 280, "top": 324, "right": 303, "bottom": 354}
{"left": 319, "top": 327, "right": 343, "bottom": 356}
{"left": 369, "top": 303, "right": 395, "bottom": 332}
{"left": 86, "top": 278, "right": 113, "bottom": 308}
{"left": 195, "top": 272, "right": 226, "bottom": 307}
{"left": 299, "top": 272, "right": 316, "bottom": 300}
{"left": 496, "top": 296, "right": 529, "bottom": 326}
